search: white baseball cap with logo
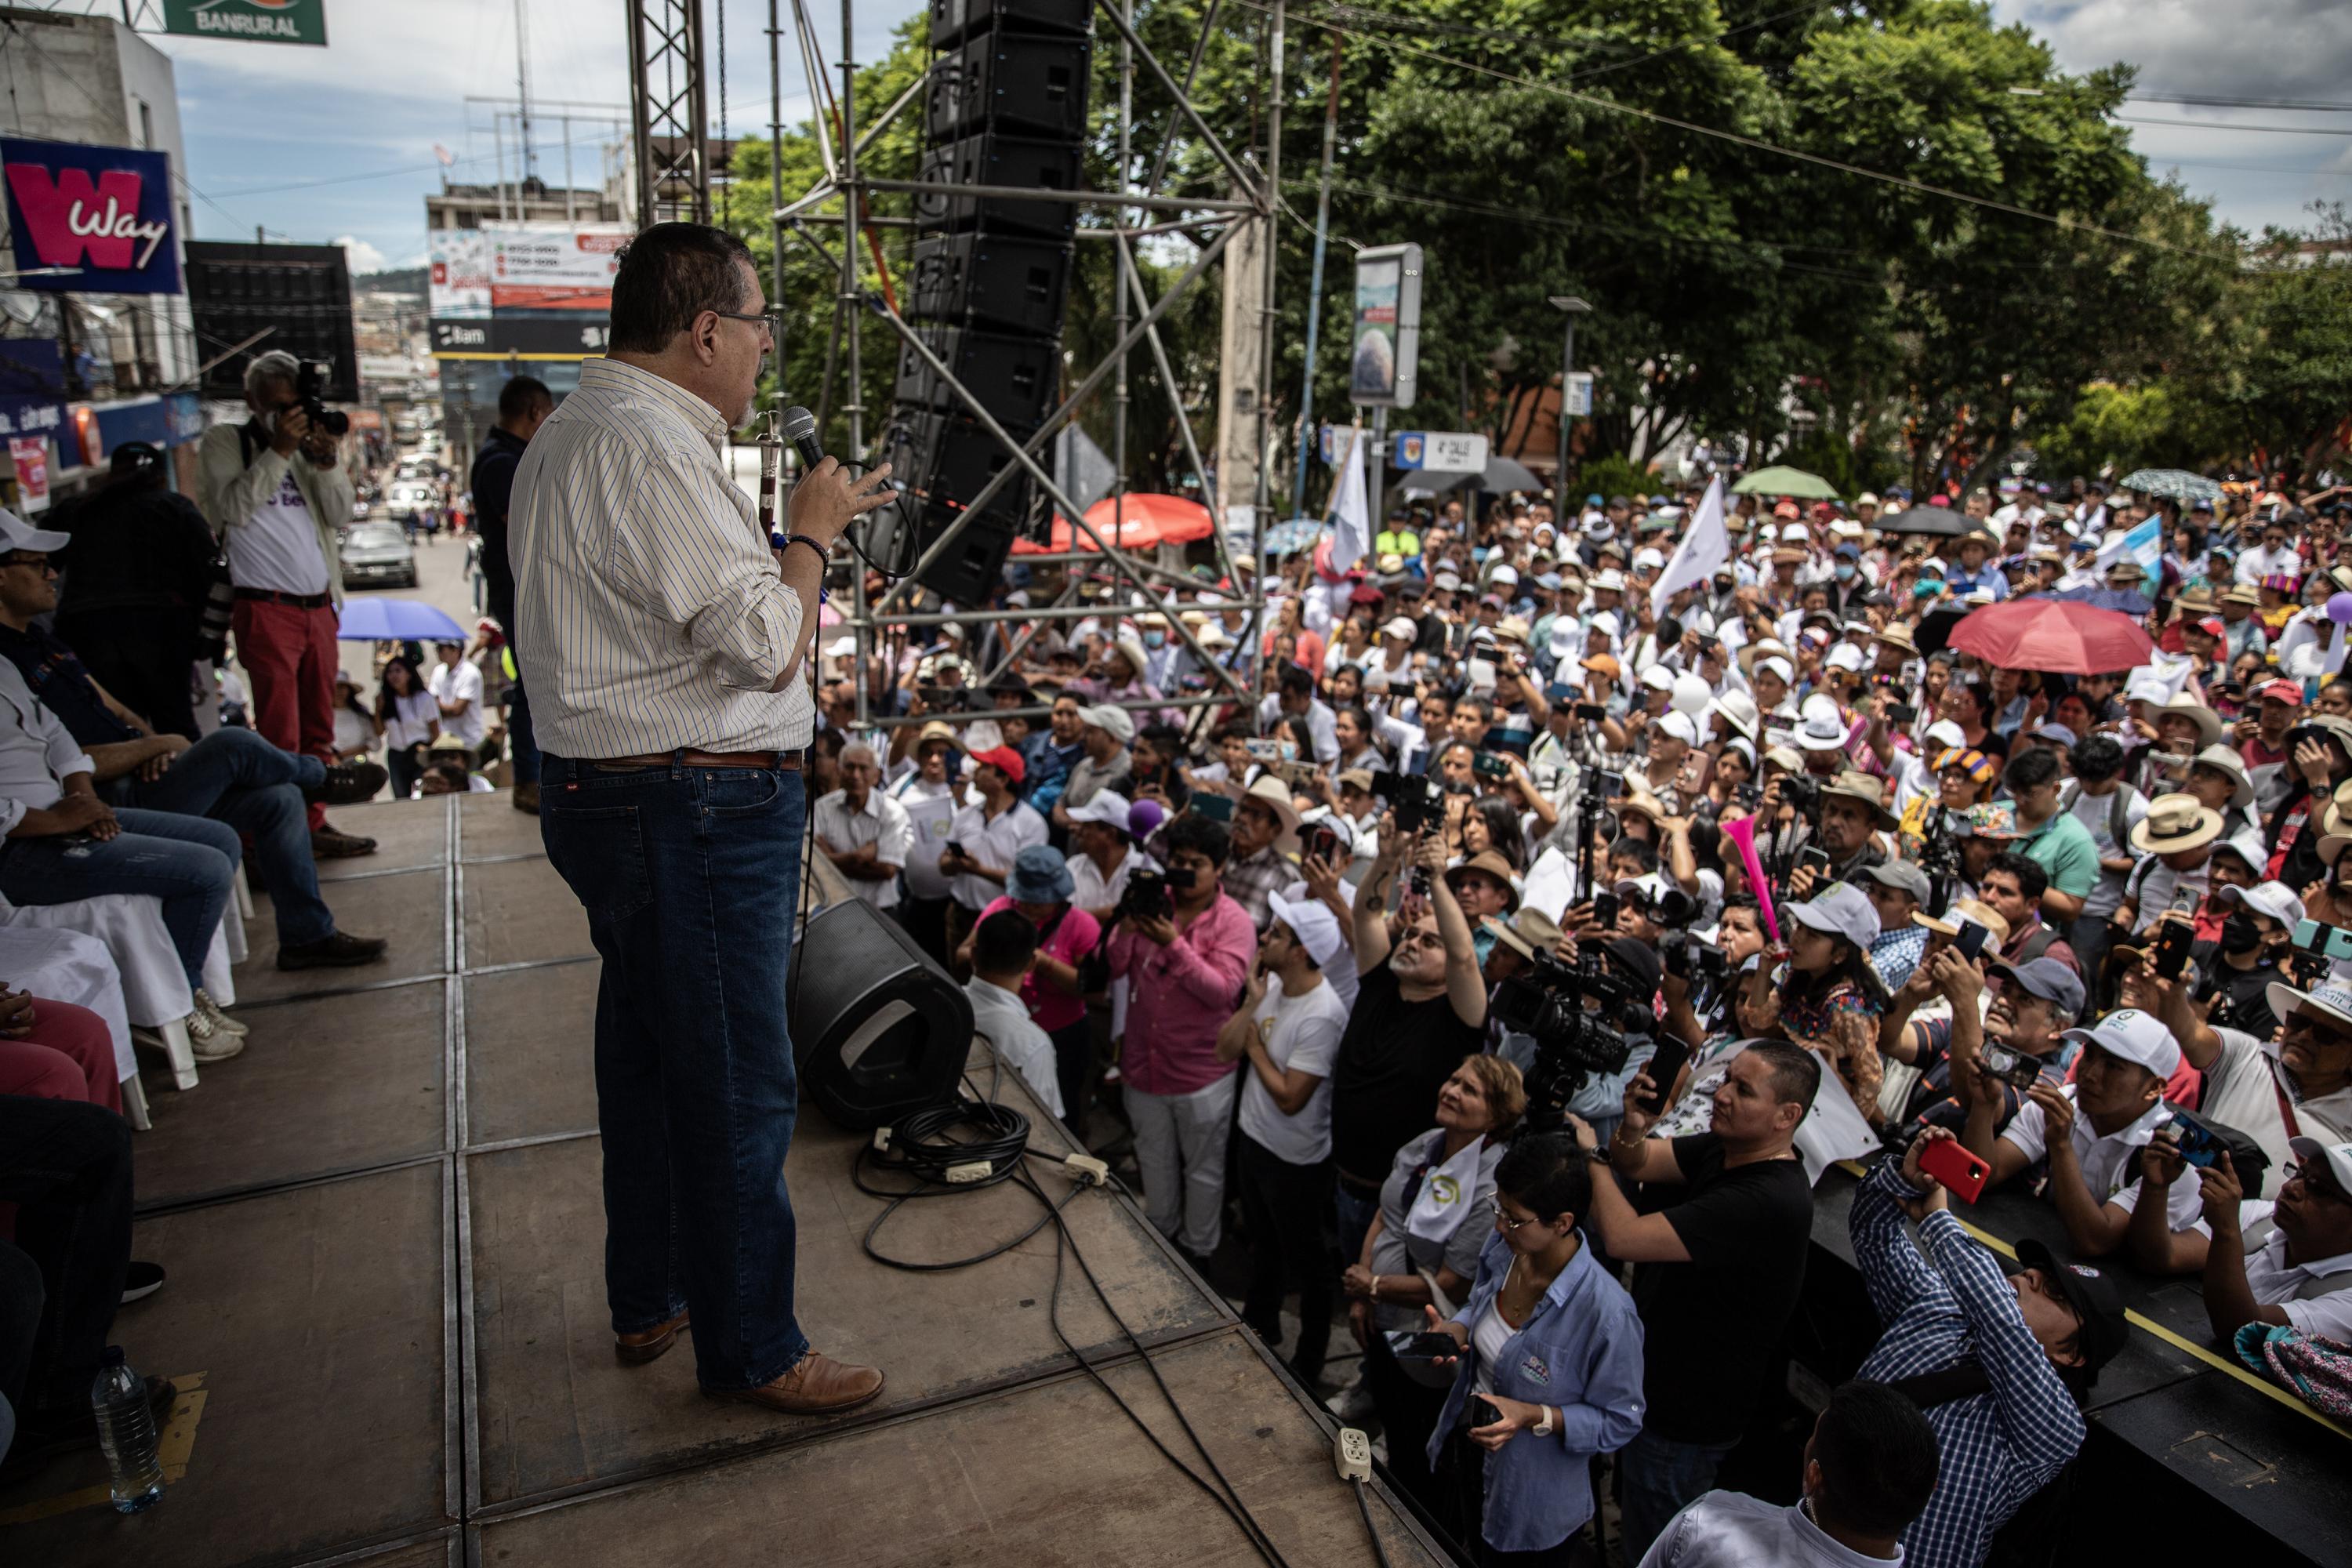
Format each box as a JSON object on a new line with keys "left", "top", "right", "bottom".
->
{"left": 2263, "top": 979, "right": 2352, "bottom": 1040}
{"left": 2218, "top": 880, "right": 2307, "bottom": 930}
{"left": 1266, "top": 891, "right": 1345, "bottom": 968}
{"left": 2059, "top": 1007, "right": 2183, "bottom": 1080}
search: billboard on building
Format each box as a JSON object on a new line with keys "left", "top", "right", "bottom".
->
{"left": 484, "top": 223, "right": 630, "bottom": 311}
{"left": 0, "top": 139, "right": 183, "bottom": 296}
{"left": 161, "top": 0, "right": 328, "bottom": 46}
{"left": 428, "top": 228, "right": 492, "bottom": 318}
{"left": 183, "top": 241, "right": 358, "bottom": 401}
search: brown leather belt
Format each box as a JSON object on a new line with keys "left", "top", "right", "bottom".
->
{"left": 589, "top": 750, "right": 801, "bottom": 771}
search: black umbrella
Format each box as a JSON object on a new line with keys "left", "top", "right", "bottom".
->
{"left": 1911, "top": 604, "right": 1975, "bottom": 658}
{"left": 1408, "top": 456, "right": 1547, "bottom": 495}
{"left": 1878, "top": 505, "right": 1973, "bottom": 537}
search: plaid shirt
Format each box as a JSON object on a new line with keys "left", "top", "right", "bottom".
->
{"left": 1221, "top": 844, "right": 1290, "bottom": 931}
{"left": 1851, "top": 1160, "right": 2085, "bottom": 1568}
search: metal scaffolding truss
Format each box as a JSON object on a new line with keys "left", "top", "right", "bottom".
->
{"left": 761, "top": 0, "right": 1289, "bottom": 731}
{"left": 629, "top": 0, "right": 713, "bottom": 227}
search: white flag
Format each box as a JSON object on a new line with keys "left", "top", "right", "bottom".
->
{"left": 1650, "top": 474, "right": 1729, "bottom": 618}
{"left": 1329, "top": 426, "right": 1370, "bottom": 575}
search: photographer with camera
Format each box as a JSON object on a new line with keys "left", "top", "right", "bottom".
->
{"left": 1103, "top": 811, "right": 1256, "bottom": 1265}
{"left": 1887, "top": 951, "right": 2080, "bottom": 1137}
{"left": 199, "top": 349, "right": 372, "bottom": 857}
{"left": 1329, "top": 818, "right": 1490, "bottom": 1265}
{"left": 1571, "top": 1040, "right": 1821, "bottom": 1558}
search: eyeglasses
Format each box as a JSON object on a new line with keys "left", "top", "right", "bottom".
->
{"left": 2286, "top": 1163, "right": 2351, "bottom": 1204}
{"left": 1488, "top": 1198, "right": 1541, "bottom": 1234}
{"left": 710, "top": 307, "right": 776, "bottom": 342}
{"left": 0, "top": 554, "right": 49, "bottom": 572}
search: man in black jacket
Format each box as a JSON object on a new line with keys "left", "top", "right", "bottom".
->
{"left": 53, "top": 442, "right": 220, "bottom": 739}
{"left": 470, "top": 376, "right": 553, "bottom": 812}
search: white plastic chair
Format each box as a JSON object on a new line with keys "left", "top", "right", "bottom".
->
{"left": 0, "top": 924, "right": 147, "bottom": 1128}
{"left": 0, "top": 894, "right": 238, "bottom": 1093}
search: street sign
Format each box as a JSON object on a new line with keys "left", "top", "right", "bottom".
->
{"left": 162, "top": 0, "right": 328, "bottom": 47}
{"left": 1392, "top": 430, "right": 1488, "bottom": 474}
{"left": 1564, "top": 372, "right": 1595, "bottom": 418}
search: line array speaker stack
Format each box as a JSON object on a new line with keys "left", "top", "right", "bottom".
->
{"left": 868, "top": 0, "right": 1092, "bottom": 604}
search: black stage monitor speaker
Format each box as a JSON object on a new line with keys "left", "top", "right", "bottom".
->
{"left": 911, "top": 232, "right": 1073, "bottom": 336}
{"left": 927, "top": 34, "right": 1091, "bottom": 143}
{"left": 883, "top": 408, "right": 1037, "bottom": 514}
{"left": 894, "top": 326, "right": 1058, "bottom": 426}
{"left": 915, "top": 132, "right": 1081, "bottom": 239}
{"left": 930, "top": 0, "right": 1091, "bottom": 48}
{"left": 789, "top": 898, "right": 972, "bottom": 1131}
{"left": 864, "top": 495, "right": 1022, "bottom": 607}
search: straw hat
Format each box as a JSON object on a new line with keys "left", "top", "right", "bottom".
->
{"left": 1871, "top": 623, "right": 1920, "bottom": 659}
{"left": 1240, "top": 773, "right": 1303, "bottom": 851}
{"left": 1483, "top": 906, "right": 1563, "bottom": 964}
{"left": 2187, "top": 743, "right": 2256, "bottom": 811}
{"left": 1914, "top": 898, "right": 2011, "bottom": 950}
{"left": 1445, "top": 850, "right": 1522, "bottom": 911}
{"left": 2129, "top": 792, "right": 2224, "bottom": 855}
{"left": 2153, "top": 692, "right": 2224, "bottom": 749}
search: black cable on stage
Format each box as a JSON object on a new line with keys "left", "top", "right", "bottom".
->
{"left": 1352, "top": 1475, "right": 1396, "bottom": 1568}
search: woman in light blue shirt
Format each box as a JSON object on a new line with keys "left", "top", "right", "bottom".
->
{"left": 1421, "top": 1132, "right": 1647, "bottom": 1564}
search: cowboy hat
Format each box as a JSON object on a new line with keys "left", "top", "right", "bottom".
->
{"left": 1709, "top": 689, "right": 1762, "bottom": 742}
{"left": 1821, "top": 769, "right": 1899, "bottom": 831}
{"left": 1240, "top": 773, "right": 1303, "bottom": 851}
{"left": 1913, "top": 897, "right": 2011, "bottom": 950}
{"left": 2153, "top": 693, "right": 2224, "bottom": 750}
{"left": 1737, "top": 638, "right": 1792, "bottom": 677}
{"left": 2129, "top": 792, "right": 2225, "bottom": 855}
{"left": 1481, "top": 906, "right": 1560, "bottom": 962}
{"left": 1869, "top": 623, "right": 1920, "bottom": 659}
{"left": 1445, "top": 850, "right": 1522, "bottom": 912}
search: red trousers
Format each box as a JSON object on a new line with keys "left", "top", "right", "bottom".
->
{"left": 234, "top": 596, "right": 339, "bottom": 830}
{"left": 0, "top": 1000, "right": 122, "bottom": 1116}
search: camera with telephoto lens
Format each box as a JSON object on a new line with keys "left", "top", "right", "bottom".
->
{"left": 1491, "top": 948, "right": 1648, "bottom": 1132}
{"left": 1772, "top": 772, "right": 1820, "bottom": 818}
{"left": 1118, "top": 864, "right": 1193, "bottom": 924}
{"left": 296, "top": 360, "right": 350, "bottom": 437}
{"left": 1371, "top": 770, "right": 1444, "bottom": 837}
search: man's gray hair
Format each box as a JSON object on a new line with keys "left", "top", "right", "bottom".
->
{"left": 244, "top": 349, "right": 302, "bottom": 400}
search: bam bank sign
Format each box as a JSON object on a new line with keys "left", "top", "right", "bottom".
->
{"left": 1, "top": 140, "right": 182, "bottom": 296}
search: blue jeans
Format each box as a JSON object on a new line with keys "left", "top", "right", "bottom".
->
{"left": 1616, "top": 1428, "right": 1739, "bottom": 1561}
{"left": 0, "top": 807, "right": 240, "bottom": 993}
{"left": 538, "top": 753, "right": 809, "bottom": 1391}
{"left": 503, "top": 677, "right": 540, "bottom": 786}
{"left": 1334, "top": 1177, "right": 1381, "bottom": 1274}
{"left": 111, "top": 725, "right": 335, "bottom": 948}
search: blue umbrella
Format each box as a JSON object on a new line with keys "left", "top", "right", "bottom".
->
{"left": 336, "top": 597, "right": 469, "bottom": 643}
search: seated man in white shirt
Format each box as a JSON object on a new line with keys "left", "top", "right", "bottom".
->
{"left": 2190, "top": 1135, "right": 2352, "bottom": 1350}
{"left": 811, "top": 742, "right": 912, "bottom": 909}
{"left": 962, "top": 908, "right": 1065, "bottom": 1117}
{"left": 1965, "top": 1008, "right": 2205, "bottom": 1259}
{"left": 1639, "top": 1378, "right": 1940, "bottom": 1568}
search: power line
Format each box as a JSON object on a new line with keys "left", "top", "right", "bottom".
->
{"left": 1234, "top": 0, "right": 2230, "bottom": 262}
{"left": 2118, "top": 114, "right": 2352, "bottom": 136}
{"left": 2129, "top": 93, "right": 2352, "bottom": 114}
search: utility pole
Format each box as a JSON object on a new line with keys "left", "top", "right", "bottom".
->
{"left": 1549, "top": 295, "right": 1590, "bottom": 503}
{"left": 1289, "top": 34, "right": 1341, "bottom": 520}
{"left": 514, "top": 0, "right": 535, "bottom": 183}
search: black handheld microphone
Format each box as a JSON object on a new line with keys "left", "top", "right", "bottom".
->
{"left": 779, "top": 405, "right": 825, "bottom": 472}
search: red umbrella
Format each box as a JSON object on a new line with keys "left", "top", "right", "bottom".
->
{"left": 1945, "top": 597, "right": 2153, "bottom": 674}
{"left": 1011, "top": 492, "right": 1216, "bottom": 554}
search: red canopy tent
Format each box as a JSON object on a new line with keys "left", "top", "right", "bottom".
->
{"left": 1011, "top": 492, "right": 1216, "bottom": 554}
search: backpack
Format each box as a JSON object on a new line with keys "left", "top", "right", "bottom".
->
{"left": 2057, "top": 779, "right": 2133, "bottom": 860}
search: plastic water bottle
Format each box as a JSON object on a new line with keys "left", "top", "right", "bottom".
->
{"left": 92, "top": 1347, "right": 164, "bottom": 1513}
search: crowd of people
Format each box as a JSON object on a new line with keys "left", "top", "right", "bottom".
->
{"left": 804, "top": 470, "right": 2352, "bottom": 1566}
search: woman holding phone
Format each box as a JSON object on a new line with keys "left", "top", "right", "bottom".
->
{"left": 1417, "top": 1133, "right": 1646, "bottom": 1566}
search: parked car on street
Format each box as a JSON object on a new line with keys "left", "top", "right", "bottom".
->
{"left": 340, "top": 521, "right": 418, "bottom": 589}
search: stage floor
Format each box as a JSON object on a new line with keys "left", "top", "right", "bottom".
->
{"left": 0, "top": 795, "right": 1444, "bottom": 1568}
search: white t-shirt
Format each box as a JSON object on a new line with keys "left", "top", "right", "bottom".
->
{"left": 228, "top": 465, "right": 331, "bottom": 596}
{"left": 383, "top": 688, "right": 438, "bottom": 750}
{"left": 2063, "top": 781, "right": 2147, "bottom": 920}
{"left": 428, "top": 659, "right": 486, "bottom": 746}
{"left": 1639, "top": 1492, "right": 1900, "bottom": 1568}
{"left": 332, "top": 706, "right": 376, "bottom": 757}
{"left": 1235, "top": 975, "right": 1348, "bottom": 1165}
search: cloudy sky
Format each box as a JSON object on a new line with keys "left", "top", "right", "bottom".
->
{"left": 140, "top": 0, "right": 2352, "bottom": 275}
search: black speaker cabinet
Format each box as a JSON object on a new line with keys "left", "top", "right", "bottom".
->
{"left": 882, "top": 408, "right": 1038, "bottom": 514}
{"left": 893, "top": 325, "right": 1058, "bottom": 427}
{"left": 915, "top": 132, "right": 1083, "bottom": 240}
{"left": 930, "top": 0, "right": 1091, "bottom": 49}
{"left": 789, "top": 898, "right": 972, "bottom": 1131}
{"left": 911, "top": 232, "right": 1073, "bottom": 336}
{"left": 927, "top": 34, "right": 1091, "bottom": 142}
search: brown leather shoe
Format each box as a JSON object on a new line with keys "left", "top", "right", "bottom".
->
{"left": 712, "top": 1351, "right": 884, "bottom": 1415}
{"left": 615, "top": 1308, "right": 690, "bottom": 1365}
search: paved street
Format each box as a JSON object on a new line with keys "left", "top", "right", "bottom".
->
{"left": 333, "top": 489, "right": 484, "bottom": 693}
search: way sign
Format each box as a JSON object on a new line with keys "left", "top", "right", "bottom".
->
{"left": 1392, "top": 430, "right": 1488, "bottom": 473}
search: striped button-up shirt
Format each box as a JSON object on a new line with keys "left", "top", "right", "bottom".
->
{"left": 510, "top": 358, "right": 811, "bottom": 757}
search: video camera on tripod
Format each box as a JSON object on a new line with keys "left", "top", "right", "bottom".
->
{"left": 1493, "top": 946, "right": 1650, "bottom": 1133}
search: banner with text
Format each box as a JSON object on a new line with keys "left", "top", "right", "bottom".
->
{"left": 162, "top": 0, "right": 328, "bottom": 47}
{"left": 0, "top": 139, "right": 181, "bottom": 296}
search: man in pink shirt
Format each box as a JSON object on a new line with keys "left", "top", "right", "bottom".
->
{"left": 1107, "top": 811, "right": 1257, "bottom": 1265}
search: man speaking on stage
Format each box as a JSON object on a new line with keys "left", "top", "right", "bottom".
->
{"left": 510, "top": 221, "right": 895, "bottom": 1415}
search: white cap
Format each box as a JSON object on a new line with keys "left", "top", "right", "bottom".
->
{"left": 1634, "top": 547, "right": 1666, "bottom": 571}
{"left": 1267, "top": 891, "right": 1346, "bottom": 968}
{"left": 1657, "top": 710, "right": 1700, "bottom": 746}
{"left": 1787, "top": 884, "right": 1881, "bottom": 948}
{"left": 1548, "top": 622, "right": 1580, "bottom": 659}
{"left": 2060, "top": 1007, "right": 2183, "bottom": 1080}
{"left": 1491, "top": 564, "right": 1520, "bottom": 586}
{"left": 1590, "top": 568, "right": 1628, "bottom": 593}
{"left": 2125, "top": 673, "right": 2174, "bottom": 707}
{"left": 1754, "top": 655, "right": 1795, "bottom": 686}
{"left": 1066, "top": 790, "right": 1134, "bottom": 831}
{"left": 1077, "top": 702, "right": 1136, "bottom": 743}
{"left": 1382, "top": 616, "right": 1417, "bottom": 641}
{"left": 1824, "top": 643, "right": 1864, "bottom": 673}
{"left": 1857, "top": 492, "right": 1880, "bottom": 507}
{"left": 2288, "top": 1136, "right": 2352, "bottom": 1198}
{"left": 1590, "top": 610, "right": 1623, "bottom": 640}
{"left": 0, "top": 508, "right": 69, "bottom": 554}
{"left": 2209, "top": 828, "right": 2267, "bottom": 870}
{"left": 2220, "top": 880, "right": 2307, "bottom": 928}
{"left": 1433, "top": 569, "right": 1462, "bottom": 591}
